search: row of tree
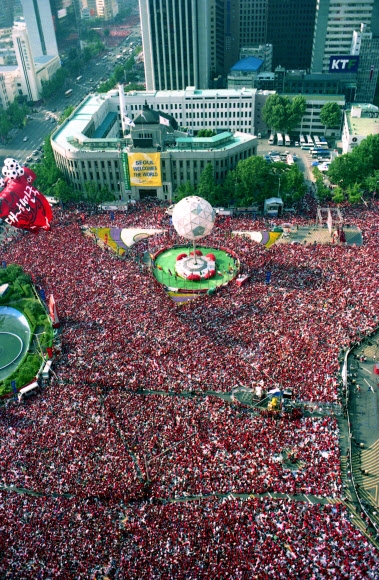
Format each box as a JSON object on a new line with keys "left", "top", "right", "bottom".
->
{"left": 176, "top": 157, "right": 306, "bottom": 209}
{"left": 262, "top": 95, "right": 342, "bottom": 136}
{"left": 314, "top": 134, "right": 379, "bottom": 203}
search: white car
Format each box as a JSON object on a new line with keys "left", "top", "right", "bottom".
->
{"left": 23, "top": 136, "right": 28, "bottom": 141}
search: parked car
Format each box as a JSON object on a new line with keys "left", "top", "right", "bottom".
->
{"left": 23, "top": 136, "right": 28, "bottom": 141}
{"left": 26, "top": 156, "right": 32, "bottom": 161}
{"left": 32, "top": 150, "right": 39, "bottom": 156}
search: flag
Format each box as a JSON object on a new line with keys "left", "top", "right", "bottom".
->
{"left": 39, "top": 288, "right": 46, "bottom": 301}
{"left": 124, "top": 116, "right": 135, "bottom": 127}
{"left": 265, "top": 271, "right": 271, "bottom": 284}
{"left": 159, "top": 115, "right": 170, "bottom": 127}
{"left": 327, "top": 209, "right": 333, "bottom": 236}
{"left": 48, "top": 294, "right": 60, "bottom": 328}
{"left": 0, "top": 166, "right": 52, "bottom": 232}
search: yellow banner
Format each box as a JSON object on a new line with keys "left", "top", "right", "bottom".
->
{"left": 128, "top": 152, "right": 162, "bottom": 187}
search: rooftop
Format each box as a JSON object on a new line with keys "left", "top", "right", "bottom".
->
{"left": 346, "top": 110, "right": 379, "bottom": 137}
{"left": 52, "top": 94, "right": 108, "bottom": 151}
{"left": 230, "top": 56, "right": 264, "bottom": 72}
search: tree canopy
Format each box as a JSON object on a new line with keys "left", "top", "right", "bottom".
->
{"left": 319, "top": 102, "right": 342, "bottom": 133}
{"left": 262, "top": 94, "right": 306, "bottom": 134}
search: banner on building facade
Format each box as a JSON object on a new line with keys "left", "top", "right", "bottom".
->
{"left": 329, "top": 56, "right": 359, "bottom": 73}
{"left": 128, "top": 152, "right": 162, "bottom": 187}
{"left": 121, "top": 152, "right": 131, "bottom": 191}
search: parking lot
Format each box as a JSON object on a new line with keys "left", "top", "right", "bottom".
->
{"left": 256, "top": 138, "right": 338, "bottom": 185}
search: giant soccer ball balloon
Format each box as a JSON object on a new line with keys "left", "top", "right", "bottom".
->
{"left": 172, "top": 196, "right": 215, "bottom": 241}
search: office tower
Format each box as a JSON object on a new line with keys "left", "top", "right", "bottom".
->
{"left": 139, "top": 0, "right": 239, "bottom": 91}
{"left": 12, "top": 21, "right": 40, "bottom": 101}
{"left": 351, "top": 24, "right": 379, "bottom": 103}
{"left": 96, "top": 0, "right": 119, "bottom": 20}
{"left": 266, "top": 0, "right": 317, "bottom": 70}
{"left": 239, "top": 0, "right": 267, "bottom": 46}
{"left": 49, "top": 0, "right": 81, "bottom": 53}
{"left": 311, "top": 0, "right": 378, "bottom": 73}
{"left": 0, "top": 0, "right": 16, "bottom": 29}
{"left": 20, "top": 0, "right": 58, "bottom": 58}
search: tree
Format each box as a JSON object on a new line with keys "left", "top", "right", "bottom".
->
{"left": 175, "top": 181, "right": 195, "bottom": 201}
{"left": 53, "top": 178, "right": 79, "bottom": 204}
{"left": 262, "top": 94, "right": 306, "bottom": 134}
{"left": 319, "top": 102, "right": 341, "bottom": 135}
{"left": 235, "top": 156, "right": 274, "bottom": 206}
{"left": 331, "top": 187, "right": 344, "bottom": 204}
{"left": 84, "top": 182, "right": 115, "bottom": 207}
{"left": 347, "top": 183, "right": 362, "bottom": 204}
{"left": 196, "top": 163, "right": 219, "bottom": 205}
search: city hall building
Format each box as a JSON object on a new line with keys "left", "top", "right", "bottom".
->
{"left": 51, "top": 89, "right": 258, "bottom": 202}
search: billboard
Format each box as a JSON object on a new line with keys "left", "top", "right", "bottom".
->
{"left": 121, "top": 152, "right": 131, "bottom": 191}
{"left": 128, "top": 153, "right": 162, "bottom": 187}
{"left": 329, "top": 56, "right": 359, "bottom": 73}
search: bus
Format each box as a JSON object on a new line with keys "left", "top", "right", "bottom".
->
{"left": 285, "top": 134, "right": 291, "bottom": 147}
{"left": 65, "top": 89, "right": 73, "bottom": 98}
{"left": 320, "top": 137, "right": 329, "bottom": 148}
{"left": 277, "top": 133, "right": 284, "bottom": 146}
{"left": 306, "top": 135, "right": 314, "bottom": 146}
{"left": 300, "top": 134, "right": 306, "bottom": 147}
{"left": 313, "top": 136, "right": 321, "bottom": 147}
{"left": 311, "top": 149, "right": 330, "bottom": 158}
{"left": 268, "top": 133, "right": 275, "bottom": 145}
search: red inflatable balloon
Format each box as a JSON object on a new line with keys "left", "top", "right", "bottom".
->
{"left": 0, "top": 167, "right": 52, "bottom": 232}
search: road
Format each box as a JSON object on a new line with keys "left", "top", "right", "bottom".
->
{"left": 0, "top": 54, "right": 126, "bottom": 169}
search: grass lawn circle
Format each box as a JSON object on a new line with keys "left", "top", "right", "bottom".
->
{"left": 0, "top": 306, "right": 31, "bottom": 382}
{"left": 153, "top": 246, "right": 239, "bottom": 292}
{"left": 0, "top": 332, "right": 23, "bottom": 370}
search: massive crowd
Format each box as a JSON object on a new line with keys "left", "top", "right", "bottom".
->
{"left": 0, "top": 199, "right": 379, "bottom": 577}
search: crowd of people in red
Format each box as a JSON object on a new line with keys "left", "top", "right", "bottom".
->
{"left": 0, "top": 199, "right": 379, "bottom": 578}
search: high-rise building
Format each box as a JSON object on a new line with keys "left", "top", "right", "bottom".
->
{"left": 20, "top": 0, "right": 58, "bottom": 58}
{"left": 12, "top": 20, "right": 41, "bottom": 101}
{"left": 351, "top": 24, "right": 379, "bottom": 103}
{"left": 238, "top": 0, "right": 317, "bottom": 71}
{"left": 266, "top": 0, "right": 317, "bottom": 70}
{"left": 49, "top": 0, "right": 81, "bottom": 54}
{"left": 0, "top": 0, "right": 16, "bottom": 29}
{"left": 239, "top": 0, "right": 267, "bottom": 46}
{"left": 139, "top": 0, "right": 239, "bottom": 91}
{"left": 311, "top": 0, "right": 378, "bottom": 74}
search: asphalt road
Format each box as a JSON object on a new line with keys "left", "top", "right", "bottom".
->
{"left": 0, "top": 37, "right": 142, "bottom": 169}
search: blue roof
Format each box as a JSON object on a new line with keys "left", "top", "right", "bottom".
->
{"left": 231, "top": 56, "right": 263, "bottom": 72}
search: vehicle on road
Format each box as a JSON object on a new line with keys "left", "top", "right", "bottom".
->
{"left": 23, "top": 136, "right": 28, "bottom": 141}
{"left": 65, "top": 89, "right": 73, "bottom": 98}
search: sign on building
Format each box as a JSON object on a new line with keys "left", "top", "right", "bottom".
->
{"left": 121, "top": 152, "right": 131, "bottom": 191}
{"left": 329, "top": 56, "right": 359, "bottom": 73}
{"left": 128, "top": 153, "right": 162, "bottom": 187}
